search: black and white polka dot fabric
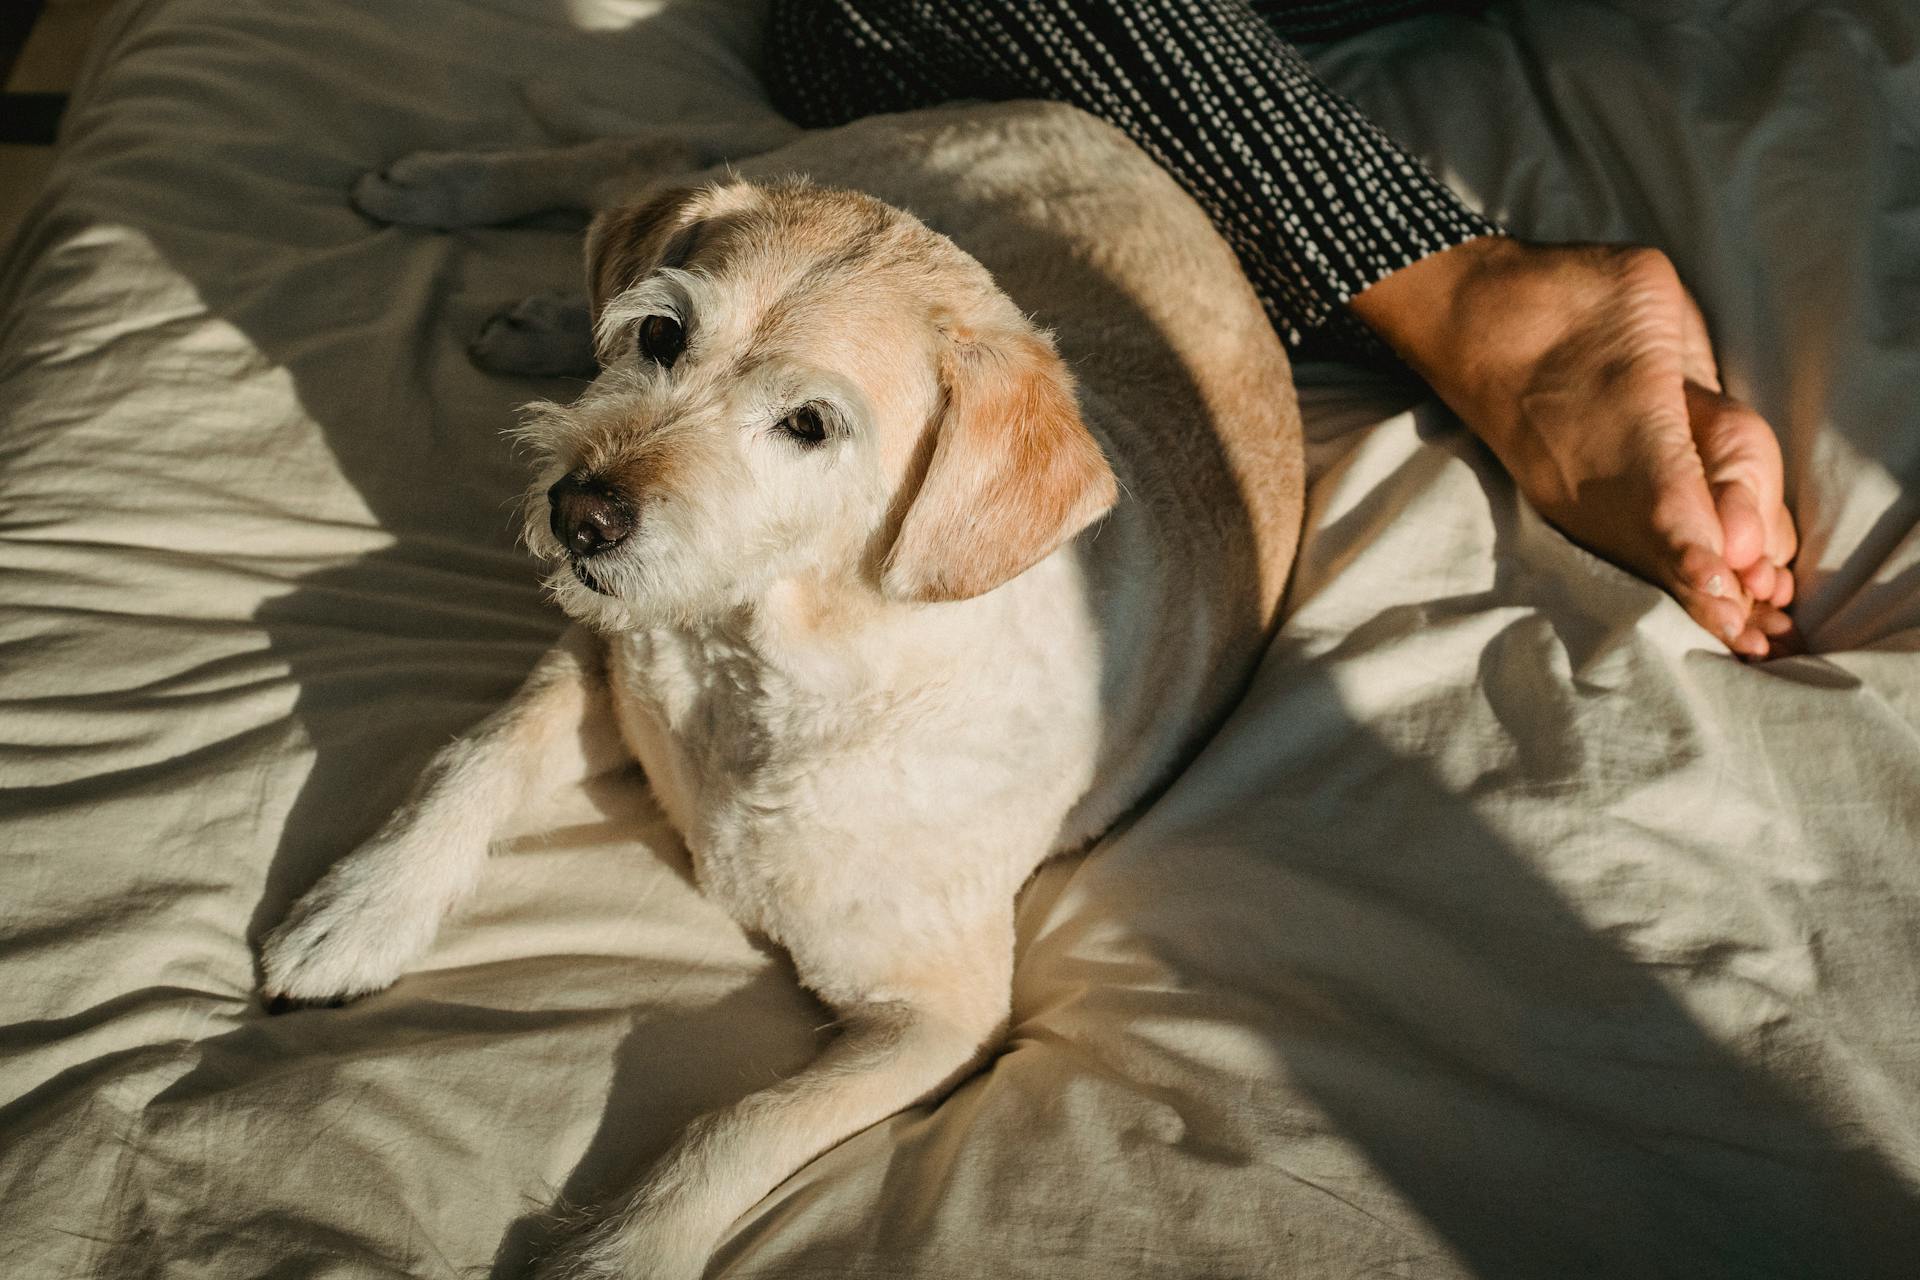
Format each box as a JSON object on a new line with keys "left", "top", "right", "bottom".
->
{"left": 765, "top": 0, "right": 1500, "bottom": 363}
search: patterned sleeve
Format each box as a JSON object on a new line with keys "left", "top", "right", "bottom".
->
{"left": 763, "top": 0, "right": 1502, "bottom": 362}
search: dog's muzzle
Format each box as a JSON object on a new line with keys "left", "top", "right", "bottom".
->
{"left": 549, "top": 472, "right": 632, "bottom": 596}
{"left": 549, "top": 471, "right": 634, "bottom": 557}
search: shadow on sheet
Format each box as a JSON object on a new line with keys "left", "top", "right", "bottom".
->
{"left": 1, "top": 2, "right": 1918, "bottom": 1279}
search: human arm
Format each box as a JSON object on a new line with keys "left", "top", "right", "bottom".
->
{"left": 766, "top": 0, "right": 1798, "bottom": 655}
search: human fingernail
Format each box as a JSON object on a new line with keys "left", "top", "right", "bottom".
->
{"left": 1705, "top": 574, "right": 1724, "bottom": 597}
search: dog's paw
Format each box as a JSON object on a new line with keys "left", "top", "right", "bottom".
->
{"left": 258, "top": 840, "right": 449, "bottom": 1007}
{"left": 352, "top": 151, "right": 520, "bottom": 229}
{"left": 533, "top": 1211, "right": 709, "bottom": 1280}
{"left": 471, "top": 292, "right": 598, "bottom": 379}
{"left": 529, "top": 1241, "right": 624, "bottom": 1280}
{"left": 529, "top": 1220, "right": 622, "bottom": 1280}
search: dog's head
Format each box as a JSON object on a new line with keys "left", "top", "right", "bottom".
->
{"left": 516, "top": 177, "right": 1117, "bottom": 630}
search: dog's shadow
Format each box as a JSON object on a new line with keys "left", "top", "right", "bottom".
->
{"left": 483, "top": 962, "right": 816, "bottom": 1280}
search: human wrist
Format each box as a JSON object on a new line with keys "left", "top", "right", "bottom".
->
{"left": 1348, "top": 234, "right": 1538, "bottom": 442}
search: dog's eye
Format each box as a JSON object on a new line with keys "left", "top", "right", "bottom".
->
{"left": 776, "top": 405, "right": 829, "bottom": 447}
{"left": 637, "top": 314, "right": 684, "bottom": 368}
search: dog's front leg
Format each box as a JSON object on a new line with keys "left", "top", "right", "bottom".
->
{"left": 537, "top": 913, "right": 1017, "bottom": 1280}
{"left": 469, "top": 290, "right": 598, "bottom": 379}
{"left": 259, "top": 627, "right": 616, "bottom": 1006}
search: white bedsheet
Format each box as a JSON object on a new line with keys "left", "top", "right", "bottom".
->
{"left": 2, "top": 1, "right": 1917, "bottom": 1277}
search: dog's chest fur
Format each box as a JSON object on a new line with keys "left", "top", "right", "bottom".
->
{"left": 603, "top": 560, "right": 1107, "bottom": 949}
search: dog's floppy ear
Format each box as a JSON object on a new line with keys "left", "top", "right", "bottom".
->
{"left": 583, "top": 184, "right": 710, "bottom": 322}
{"left": 884, "top": 322, "right": 1117, "bottom": 604}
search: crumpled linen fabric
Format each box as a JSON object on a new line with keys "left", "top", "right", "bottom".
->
{"left": 1, "top": 2, "right": 1917, "bottom": 1277}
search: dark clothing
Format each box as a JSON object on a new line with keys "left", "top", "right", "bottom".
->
{"left": 765, "top": 0, "right": 1499, "bottom": 362}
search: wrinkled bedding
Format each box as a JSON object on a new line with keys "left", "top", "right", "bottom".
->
{"left": 2, "top": 1, "right": 1918, "bottom": 1276}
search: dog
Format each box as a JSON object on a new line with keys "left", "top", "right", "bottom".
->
{"left": 259, "top": 101, "right": 1303, "bottom": 1279}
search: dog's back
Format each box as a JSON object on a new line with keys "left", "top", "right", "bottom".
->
{"left": 263, "top": 102, "right": 1307, "bottom": 1279}
{"left": 730, "top": 102, "right": 1303, "bottom": 839}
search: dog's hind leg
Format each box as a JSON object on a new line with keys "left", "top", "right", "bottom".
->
{"left": 351, "top": 113, "right": 795, "bottom": 231}
{"left": 542, "top": 917, "right": 1017, "bottom": 1280}
{"left": 260, "top": 627, "right": 620, "bottom": 1006}
{"left": 351, "top": 134, "right": 709, "bottom": 230}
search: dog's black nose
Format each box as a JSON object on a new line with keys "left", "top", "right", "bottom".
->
{"left": 548, "top": 472, "right": 634, "bottom": 557}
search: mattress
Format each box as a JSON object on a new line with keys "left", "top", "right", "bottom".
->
{"left": 2, "top": 1, "right": 1917, "bottom": 1276}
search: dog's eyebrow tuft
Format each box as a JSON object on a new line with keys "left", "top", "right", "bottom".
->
{"left": 597, "top": 269, "right": 703, "bottom": 359}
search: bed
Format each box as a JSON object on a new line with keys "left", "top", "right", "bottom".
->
{"left": 2, "top": 1, "right": 1917, "bottom": 1276}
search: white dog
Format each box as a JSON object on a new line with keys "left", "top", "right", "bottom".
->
{"left": 259, "top": 102, "right": 1303, "bottom": 1279}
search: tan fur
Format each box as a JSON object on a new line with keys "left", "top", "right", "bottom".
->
{"left": 887, "top": 323, "right": 1117, "bottom": 603}
{"left": 265, "top": 101, "right": 1305, "bottom": 1280}
{"left": 583, "top": 176, "right": 1124, "bottom": 607}
{"left": 584, "top": 189, "right": 696, "bottom": 321}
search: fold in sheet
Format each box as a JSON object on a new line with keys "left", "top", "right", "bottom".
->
{"left": 2, "top": 2, "right": 1917, "bottom": 1277}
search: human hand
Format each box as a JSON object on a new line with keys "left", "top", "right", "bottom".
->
{"left": 1353, "top": 236, "right": 1797, "bottom": 659}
